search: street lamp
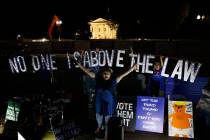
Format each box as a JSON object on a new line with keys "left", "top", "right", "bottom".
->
{"left": 196, "top": 14, "right": 206, "bottom": 22}
{"left": 196, "top": 15, "right": 201, "bottom": 20}
{"left": 56, "top": 20, "right": 62, "bottom": 41}
{"left": 201, "top": 15, "right": 206, "bottom": 21}
{"left": 56, "top": 20, "right": 62, "bottom": 26}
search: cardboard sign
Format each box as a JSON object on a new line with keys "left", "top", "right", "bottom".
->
{"left": 0, "top": 123, "right": 4, "bottom": 134}
{"left": 5, "top": 100, "right": 20, "bottom": 121}
{"left": 52, "top": 120, "right": 81, "bottom": 140}
{"left": 116, "top": 96, "right": 136, "bottom": 131}
{"left": 136, "top": 96, "right": 165, "bottom": 133}
{"left": 168, "top": 101, "right": 194, "bottom": 138}
{"left": 18, "top": 132, "right": 26, "bottom": 140}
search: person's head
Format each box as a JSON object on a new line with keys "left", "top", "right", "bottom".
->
{"left": 154, "top": 62, "right": 161, "bottom": 71}
{"left": 101, "top": 67, "right": 113, "bottom": 81}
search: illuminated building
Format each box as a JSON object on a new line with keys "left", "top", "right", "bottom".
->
{"left": 88, "top": 18, "right": 118, "bottom": 39}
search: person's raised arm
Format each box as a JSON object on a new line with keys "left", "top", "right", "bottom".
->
{"left": 160, "top": 56, "right": 164, "bottom": 67}
{"left": 77, "top": 63, "right": 96, "bottom": 79}
{"left": 116, "top": 64, "right": 137, "bottom": 83}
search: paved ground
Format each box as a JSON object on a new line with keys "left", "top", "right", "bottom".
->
{"left": 74, "top": 123, "right": 209, "bottom": 140}
{"left": 75, "top": 131, "right": 191, "bottom": 140}
{"left": 1, "top": 116, "right": 209, "bottom": 140}
{"left": 0, "top": 127, "right": 208, "bottom": 140}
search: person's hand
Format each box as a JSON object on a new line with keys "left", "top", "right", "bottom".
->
{"left": 72, "top": 58, "right": 81, "bottom": 66}
{"left": 76, "top": 61, "right": 81, "bottom": 66}
{"left": 160, "top": 56, "right": 164, "bottom": 59}
{"left": 132, "top": 64, "right": 138, "bottom": 72}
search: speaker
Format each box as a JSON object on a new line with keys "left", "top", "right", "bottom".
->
{"left": 107, "top": 117, "right": 124, "bottom": 140}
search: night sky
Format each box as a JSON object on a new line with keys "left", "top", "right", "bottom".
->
{"left": 1, "top": 0, "right": 210, "bottom": 39}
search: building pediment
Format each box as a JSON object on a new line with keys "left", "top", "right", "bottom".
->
{"left": 89, "top": 18, "right": 112, "bottom": 24}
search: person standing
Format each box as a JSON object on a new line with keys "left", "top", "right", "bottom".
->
{"left": 147, "top": 56, "right": 165, "bottom": 97}
{"left": 77, "top": 63, "right": 137, "bottom": 137}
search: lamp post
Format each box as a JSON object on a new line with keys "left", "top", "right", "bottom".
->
{"left": 56, "top": 20, "right": 62, "bottom": 41}
{"left": 196, "top": 14, "right": 206, "bottom": 22}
